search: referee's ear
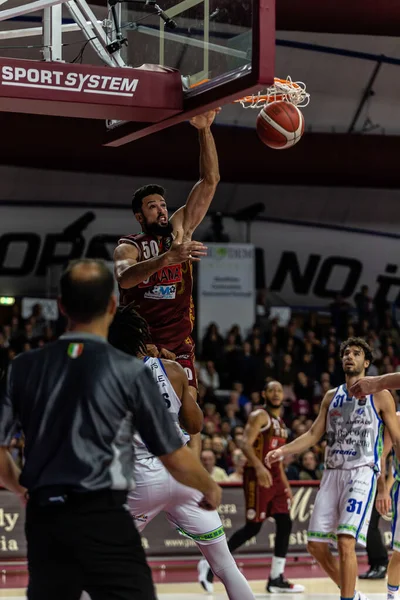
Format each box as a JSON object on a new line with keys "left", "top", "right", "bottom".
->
{"left": 106, "top": 294, "right": 117, "bottom": 325}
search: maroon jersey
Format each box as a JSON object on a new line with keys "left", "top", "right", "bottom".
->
{"left": 118, "top": 232, "right": 194, "bottom": 349}
{"left": 252, "top": 410, "right": 288, "bottom": 480}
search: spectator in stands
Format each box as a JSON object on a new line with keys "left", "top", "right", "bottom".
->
{"left": 220, "top": 418, "right": 233, "bottom": 442}
{"left": 330, "top": 293, "right": 351, "bottom": 339}
{"left": 298, "top": 451, "right": 323, "bottom": 481}
{"left": 225, "top": 404, "right": 243, "bottom": 429}
{"left": 202, "top": 437, "right": 213, "bottom": 451}
{"left": 29, "top": 303, "right": 46, "bottom": 338}
{"left": 279, "top": 354, "right": 296, "bottom": 387}
{"left": 201, "top": 450, "right": 229, "bottom": 482}
{"left": 199, "top": 361, "right": 220, "bottom": 391}
{"left": 227, "top": 449, "right": 247, "bottom": 483}
{"left": 284, "top": 455, "right": 300, "bottom": 480}
{"left": 201, "top": 322, "right": 225, "bottom": 365}
{"left": 211, "top": 436, "right": 230, "bottom": 473}
{"left": 227, "top": 325, "right": 242, "bottom": 346}
{"left": 294, "top": 372, "right": 314, "bottom": 403}
{"left": 203, "top": 403, "right": 221, "bottom": 431}
{"left": 354, "top": 285, "right": 372, "bottom": 324}
{"left": 232, "top": 426, "right": 244, "bottom": 448}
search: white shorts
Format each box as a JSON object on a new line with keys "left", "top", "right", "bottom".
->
{"left": 308, "top": 466, "right": 377, "bottom": 547}
{"left": 391, "top": 479, "right": 400, "bottom": 551}
{"left": 128, "top": 463, "right": 225, "bottom": 545}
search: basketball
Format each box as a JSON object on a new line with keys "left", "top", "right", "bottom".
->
{"left": 256, "top": 101, "right": 305, "bottom": 149}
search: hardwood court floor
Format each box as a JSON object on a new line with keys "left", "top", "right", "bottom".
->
{"left": 0, "top": 578, "right": 390, "bottom": 599}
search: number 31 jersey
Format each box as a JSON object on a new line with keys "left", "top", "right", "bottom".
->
{"left": 325, "top": 384, "right": 384, "bottom": 471}
{"left": 133, "top": 357, "right": 190, "bottom": 465}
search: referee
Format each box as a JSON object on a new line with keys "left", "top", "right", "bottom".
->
{"left": 0, "top": 259, "right": 221, "bottom": 600}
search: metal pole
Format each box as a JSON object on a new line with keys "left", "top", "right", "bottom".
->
{"left": 42, "top": 4, "right": 62, "bottom": 61}
{"left": 348, "top": 58, "right": 383, "bottom": 133}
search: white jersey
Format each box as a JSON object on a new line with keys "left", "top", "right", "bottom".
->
{"left": 324, "top": 384, "right": 383, "bottom": 471}
{"left": 133, "top": 357, "right": 190, "bottom": 464}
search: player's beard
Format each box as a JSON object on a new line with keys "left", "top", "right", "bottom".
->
{"left": 265, "top": 399, "right": 283, "bottom": 411}
{"left": 145, "top": 219, "right": 173, "bottom": 237}
{"left": 344, "top": 365, "right": 363, "bottom": 377}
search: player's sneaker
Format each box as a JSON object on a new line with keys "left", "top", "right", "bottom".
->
{"left": 198, "top": 559, "right": 214, "bottom": 593}
{"left": 354, "top": 592, "right": 371, "bottom": 600}
{"left": 267, "top": 574, "right": 305, "bottom": 593}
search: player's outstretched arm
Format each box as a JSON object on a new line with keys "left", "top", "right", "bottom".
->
{"left": 114, "top": 241, "right": 207, "bottom": 289}
{"left": 240, "top": 409, "right": 272, "bottom": 488}
{"left": 170, "top": 110, "right": 220, "bottom": 238}
{"left": 163, "top": 360, "right": 203, "bottom": 435}
{"left": 376, "top": 390, "right": 400, "bottom": 465}
{"left": 265, "top": 390, "right": 334, "bottom": 467}
{"left": 350, "top": 373, "right": 400, "bottom": 398}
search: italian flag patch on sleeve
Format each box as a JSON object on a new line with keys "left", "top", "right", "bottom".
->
{"left": 67, "top": 343, "right": 84, "bottom": 358}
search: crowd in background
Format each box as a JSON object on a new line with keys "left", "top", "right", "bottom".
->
{"left": 1, "top": 284, "right": 399, "bottom": 484}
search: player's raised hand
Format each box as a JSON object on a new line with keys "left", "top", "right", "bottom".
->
{"left": 265, "top": 448, "right": 283, "bottom": 469}
{"left": 376, "top": 489, "right": 391, "bottom": 516}
{"left": 189, "top": 108, "right": 221, "bottom": 129}
{"left": 255, "top": 465, "right": 273, "bottom": 488}
{"left": 349, "top": 376, "right": 379, "bottom": 398}
{"left": 146, "top": 344, "right": 159, "bottom": 358}
{"left": 160, "top": 347, "right": 176, "bottom": 361}
{"left": 166, "top": 240, "right": 208, "bottom": 265}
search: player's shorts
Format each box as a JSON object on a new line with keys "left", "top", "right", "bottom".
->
{"left": 390, "top": 479, "right": 400, "bottom": 551}
{"left": 308, "top": 466, "right": 377, "bottom": 547}
{"left": 243, "top": 467, "right": 289, "bottom": 523}
{"left": 128, "top": 463, "right": 224, "bottom": 545}
{"left": 158, "top": 336, "right": 197, "bottom": 389}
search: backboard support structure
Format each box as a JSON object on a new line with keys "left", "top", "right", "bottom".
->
{"left": 0, "top": 0, "right": 275, "bottom": 146}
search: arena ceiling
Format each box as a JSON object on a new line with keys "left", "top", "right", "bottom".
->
{"left": 0, "top": 0, "right": 400, "bottom": 187}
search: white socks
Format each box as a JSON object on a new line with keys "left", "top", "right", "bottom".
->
{"left": 270, "top": 556, "right": 286, "bottom": 580}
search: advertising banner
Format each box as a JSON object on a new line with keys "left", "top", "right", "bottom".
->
{"left": 197, "top": 243, "right": 256, "bottom": 338}
{"left": 0, "top": 484, "right": 392, "bottom": 558}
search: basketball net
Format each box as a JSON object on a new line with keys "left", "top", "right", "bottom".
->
{"left": 235, "top": 76, "right": 310, "bottom": 109}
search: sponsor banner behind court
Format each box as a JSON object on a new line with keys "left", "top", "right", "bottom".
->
{"left": 0, "top": 484, "right": 392, "bottom": 558}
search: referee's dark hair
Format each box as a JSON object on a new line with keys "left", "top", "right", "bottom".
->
{"left": 60, "top": 259, "right": 115, "bottom": 323}
{"left": 108, "top": 303, "right": 150, "bottom": 357}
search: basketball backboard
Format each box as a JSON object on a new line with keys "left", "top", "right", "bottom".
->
{"left": 106, "top": 0, "right": 275, "bottom": 145}
{"left": 0, "top": 0, "right": 274, "bottom": 146}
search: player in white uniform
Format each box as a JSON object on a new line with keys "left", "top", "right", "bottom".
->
{"left": 352, "top": 371, "right": 400, "bottom": 600}
{"left": 267, "top": 337, "right": 400, "bottom": 600}
{"left": 108, "top": 304, "right": 256, "bottom": 600}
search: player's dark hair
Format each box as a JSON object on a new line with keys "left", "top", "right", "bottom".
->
{"left": 132, "top": 184, "right": 166, "bottom": 214}
{"left": 340, "top": 336, "right": 373, "bottom": 364}
{"left": 60, "top": 259, "right": 114, "bottom": 323}
{"left": 108, "top": 303, "right": 150, "bottom": 357}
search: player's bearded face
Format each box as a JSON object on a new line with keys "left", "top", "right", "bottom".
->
{"left": 342, "top": 347, "right": 368, "bottom": 376}
{"left": 264, "top": 385, "right": 284, "bottom": 409}
{"left": 140, "top": 198, "right": 173, "bottom": 237}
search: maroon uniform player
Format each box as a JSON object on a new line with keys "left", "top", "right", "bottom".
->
{"left": 113, "top": 109, "right": 220, "bottom": 407}
{"left": 198, "top": 381, "right": 305, "bottom": 594}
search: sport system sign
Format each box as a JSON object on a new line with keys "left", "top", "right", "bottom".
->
{"left": 0, "top": 58, "right": 183, "bottom": 120}
{"left": 1, "top": 66, "right": 139, "bottom": 97}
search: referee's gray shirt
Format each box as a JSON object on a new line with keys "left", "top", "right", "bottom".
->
{"left": 0, "top": 332, "right": 184, "bottom": 493}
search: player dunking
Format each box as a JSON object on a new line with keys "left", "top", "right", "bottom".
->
{"left": 199, "top": 381, "right": 304, "bottom": 594}
{"left": 108, "top": 304, "right": 255, "bottom": 600}
{"left": 267, "top": 337, "right": 400, "bottom": 600}
{"left": 113, "top": 109, "right": 220, "bottom": 410}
